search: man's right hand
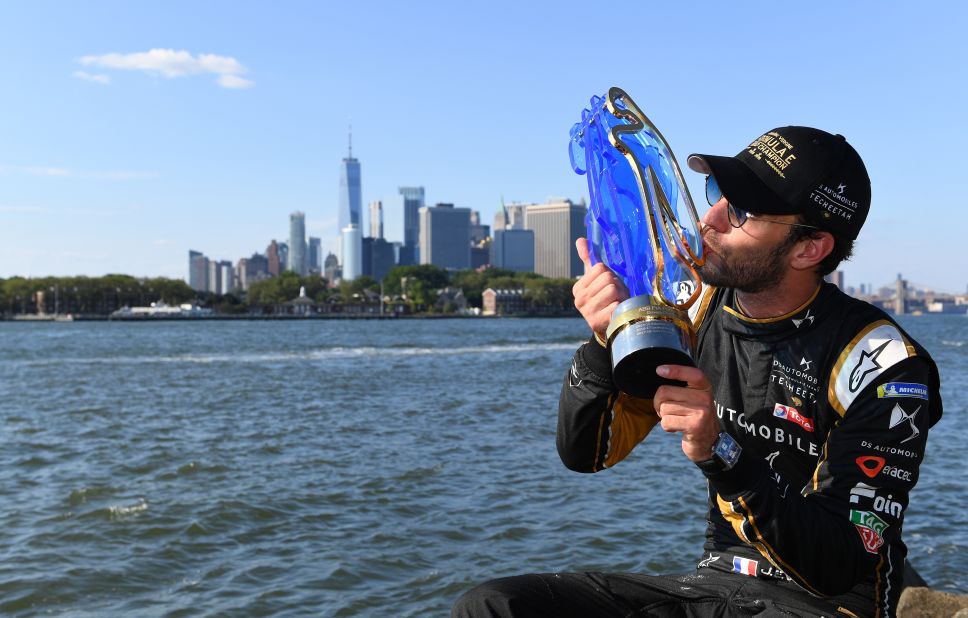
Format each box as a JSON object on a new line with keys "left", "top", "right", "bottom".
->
{"left": 572, "top": 238, "right": 629, "bottom": 343}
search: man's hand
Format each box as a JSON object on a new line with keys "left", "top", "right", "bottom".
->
{"left": 653, "top": 365, "right": 721, "bottom": 463}
{"left": 573, "top": 238, "right": 629, "bottom": 342}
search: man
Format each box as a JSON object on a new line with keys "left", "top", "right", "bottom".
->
{"left": 453, "top": 127, "right": 942, "bottom": 617}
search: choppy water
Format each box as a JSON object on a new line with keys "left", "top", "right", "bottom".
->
{"left": 1, "top": 316, "right": 964, "bottom": 616}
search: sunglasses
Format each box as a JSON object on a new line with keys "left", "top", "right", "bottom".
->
{"left": 705, "top": 176, "right": 819, "bottom": 230}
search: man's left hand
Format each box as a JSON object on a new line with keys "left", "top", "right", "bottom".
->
{"left": 653, "top": 365, "right": 721, "bottom": 463}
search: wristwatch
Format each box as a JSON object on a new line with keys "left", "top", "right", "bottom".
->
{"left": 695, "top": 431, "right": 742, "bottom": 474}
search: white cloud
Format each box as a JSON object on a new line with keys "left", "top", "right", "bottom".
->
{"left": 72, "top": 70, "right": 111, "bottom": 85}
{"left": 217, "top": 75, "right": 254, "bottom": 89}
{"left": 77, "top": 48, "right": 253, "bottom": 88}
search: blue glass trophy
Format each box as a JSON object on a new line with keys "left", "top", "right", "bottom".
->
{"left": 569, "top": 87, "right": 705, "bottom": 398}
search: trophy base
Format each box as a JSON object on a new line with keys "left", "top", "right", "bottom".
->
{"left": 608, "top": 296, "right": 695, "bottom": 399}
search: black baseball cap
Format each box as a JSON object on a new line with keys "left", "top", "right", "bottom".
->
{"left": 687, "top": 126, "right": 871, "bottom": 240}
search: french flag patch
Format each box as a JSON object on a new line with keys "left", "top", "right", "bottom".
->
{"left": 732, "top": 556, "right": 758, "bottom": 576}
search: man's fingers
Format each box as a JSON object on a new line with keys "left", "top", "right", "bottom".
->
{"left": 576, "top": 238, "right": 591, "bottom": 271}
{"left": 656, "top": 364, "right": 712, "bottom": 391}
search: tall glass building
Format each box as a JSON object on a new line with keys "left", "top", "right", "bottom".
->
{"left": 289, "top": 211, "right": 306, "bottom": 275}
{"left": 339, "top": 134, "right": 362, "bottom": 234}
{"left": 398, "top": 186, "right": 425, "bottom": 264}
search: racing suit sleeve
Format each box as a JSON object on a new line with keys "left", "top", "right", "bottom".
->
{"left": 706, "top": 356, "right": 935, "bottom": 602}
{"left": 557, "top": 337, "right": 659, "bottom": 473}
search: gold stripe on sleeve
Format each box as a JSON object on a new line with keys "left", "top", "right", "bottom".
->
{"left": 602, "top": 393, "right": 658, "bottom": 469}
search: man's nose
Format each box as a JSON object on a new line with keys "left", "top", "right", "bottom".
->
{"left": 702, "top": 198, "right": 731, "bottom": 232}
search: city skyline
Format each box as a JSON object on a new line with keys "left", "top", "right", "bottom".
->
{"left": 1, "top": 3, "right": 966, "bottom": 293}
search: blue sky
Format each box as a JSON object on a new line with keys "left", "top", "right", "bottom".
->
{"left": 1, "top": 1, "right": 965, "bottom": 292}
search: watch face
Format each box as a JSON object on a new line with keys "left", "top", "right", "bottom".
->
{"left": 714, "top": 433, "right": 742, "bottom": 467}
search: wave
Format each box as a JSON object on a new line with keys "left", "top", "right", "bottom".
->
{"left": 941, "top": 340, "right": 965, "bottom": 347}
{"left": 11, "top": 341, "right": 585, "bottom": 366}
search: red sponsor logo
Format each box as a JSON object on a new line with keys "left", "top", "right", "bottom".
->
{"left": 773, "top": 404, "right": 814, "bottom": 432}
{"left": 855, "top": 525, "right": 885, "bottom": 553}
{"left": 856, "top": 455, "right": 886, "bottom": 479}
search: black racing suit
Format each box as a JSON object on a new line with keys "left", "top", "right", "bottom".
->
{"left": 557, "top": 283, "right": 942, "bottom": 617}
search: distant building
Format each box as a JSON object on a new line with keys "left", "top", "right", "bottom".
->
{"left": 894, "top": 273, "right": 907, "bottom": 315}
{"left": 492, "top": 229, "right": 535, "bottom": 272}
{"left": 219, "top": 260, "right": 234, "bottom": 294}
{"left": 399, "top": 186, "right": 425, "bottom": 264}
{"left": 369, "top": 200, "right": 384, "bottom": 239}
{"left": 308, "top": 237, "right": 322, "bottom": 273}
{"left": 189, "top": 250, "right": 208, "bottom": 292}
{"left": 339, "top": 131, "right": 362, "bottom": 233}
{"left": 240, "top": 253, "right": 269, "bottom": 290}
{"left": 825, "top": 270, "right": 845, "bottom": 291}
{"left": 278, "top": 242, "right": 289, "bottom": 272}
{"left": 525, "top": 199, "right": 585, "bottom": 279}
{"left": 482, "top": 288, "right": 526, "bottom": 316}
{"left": 419, "top": 203, "right": 471, "bottom": 270}
{"left": 363, "top": 236, "right": 396, "bottom": 282}
{"left": 266, "top": 241, "right": 281, "bottom": 277}
{"left": 324, "top": 252, "right": 340, "bottom": 285}
{"left": 342, "top": 224, "right": 362, "bottom": 280}
{"left": 470, "top": 210, "right": 490, "bottom": 245}
{"left": 289, "top": 211, "right": 307, "bottom": 275}
{"left": 471, "top": 245, "right": 489, "bottom": 270}
{"left": 493, "top": 201, "right": 527, "bottom": 232}
{"left": 208, "top": 260, "right": 221, "bottom": 295}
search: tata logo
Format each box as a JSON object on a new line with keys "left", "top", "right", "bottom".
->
{"left": 773, "top": 403, "right": 814, "bottom": 432}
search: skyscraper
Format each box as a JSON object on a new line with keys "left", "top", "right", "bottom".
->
{"left": 289, "top": 211, "right": 306, "bottom": 275}
{"left": 341, "top": 224, "right": 362, "bottom": 281}
{"left": 339, "top": 129, "right": 362, "bottom": 253}
{"left": 188, "top": 250, "right": 208, "bottom": 291}
{"left": 369, "top": 200, "right": 384, "bottom": 239}
{"left": 308, "top": 237, "right": 322, "bottom": 273}
{"left": 419, "top": 203, "right": 471, "bottom": 270}
{"left": 266, "top": 240, "right": 281, "bottom": 276}
{"left": 492, "top": 229, "right": 535, "bottom": 272}
{"left": 399, "top": 186, "right": 424, "bottom": 265}
{"left": 525, "top": 199, "right": 586, "bottom": 278}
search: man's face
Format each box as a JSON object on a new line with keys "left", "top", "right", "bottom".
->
{"left": 698, "top": 198, "right": 799, "bottom": 294}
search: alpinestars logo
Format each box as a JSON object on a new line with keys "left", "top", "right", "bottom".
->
{"left": 889, "top": 403, "right": 921, "bottom": 444}
{"left": 848, "top": 339, "right": 893, "bottom": 392}
{"left": 792, "top": 309, "right": 814, "bottom": 328}
{"left": 569, "top": 360, "right": 583, "bottom": 388}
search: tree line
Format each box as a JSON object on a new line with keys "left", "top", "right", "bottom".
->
{"left": 1, "top": 266, "right": 577, "bottom": 316}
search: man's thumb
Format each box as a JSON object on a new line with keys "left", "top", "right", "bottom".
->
{"left": 576, "top": 238, "right": 591, "bottom": 270}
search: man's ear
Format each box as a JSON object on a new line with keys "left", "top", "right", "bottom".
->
{"left": 790, "top": 232, "right": 834, "bottom": 272}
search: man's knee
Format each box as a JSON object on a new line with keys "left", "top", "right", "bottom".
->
{"left": 451, "top": 575, "right": 548, "bottom": 618}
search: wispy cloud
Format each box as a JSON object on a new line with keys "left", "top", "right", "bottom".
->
{"left": 0, "top": 165, "right": 158, "bottom": 179}
{"left": 72, "top": 70, "right": 111, "bottom": 85}
{"left": 77, "top": 48, "right": 254, "bottom": 89}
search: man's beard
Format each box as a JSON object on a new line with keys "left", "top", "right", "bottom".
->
{"left": 698, "top": 232, "right": 796, "bottom": 294}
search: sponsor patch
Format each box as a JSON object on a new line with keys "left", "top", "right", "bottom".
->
{"left": 849, "top": 481, "right": 877, "bottom": 504}
{"left": 856, "top": 455, "right": 886, "bottom": 478}
{"left": 732, "top": 556, "right": 758, "bottom": 576}
{"left": 888, "top": 403, "right": 921, "bottom": 444}
{"left": 830, "top": 321, "right": 912, "bottom": 416}
{"left": 850, "top": 510, "right": 889, "bottom": 553}
{"left": 877, "top": 382, "right": 928, "bottom": 400}
{"left": 772, "top": 403, "right": 814, "bottom": 432}
{"left": 861, "top": 440, "right": 919, "bottom": 460}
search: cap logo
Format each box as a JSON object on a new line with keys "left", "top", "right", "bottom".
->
{"left": 747, "top": 132, "right": 798, "bottom": 179}
{"left": 810, "top": 182, "right": 859, "bottom": 223}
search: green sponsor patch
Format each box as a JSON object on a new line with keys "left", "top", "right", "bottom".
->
{"left": 850, "top": 509, "right": 888, "bottom": 535}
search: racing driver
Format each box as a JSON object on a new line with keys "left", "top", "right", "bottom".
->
{"left": 453, "top": 126, "right": 943, "bottom": 617}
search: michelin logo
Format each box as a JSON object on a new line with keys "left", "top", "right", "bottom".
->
{"left": 877, "top": 382, "right": 928, "bottom": 400}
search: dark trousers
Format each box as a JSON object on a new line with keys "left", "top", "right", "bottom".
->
{"left": 452, "top": 569, "right": 863, "bottom": 618}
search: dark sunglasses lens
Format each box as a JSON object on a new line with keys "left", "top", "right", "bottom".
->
{"left": 705, "top": 176, "right": 722, "bottom": 207}
{"left": 727, "top": 204, "right": 749, "bottom": 227}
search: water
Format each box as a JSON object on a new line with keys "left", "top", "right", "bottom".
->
{"left": 0, "top": 316, "right": 964, "bottom": 616}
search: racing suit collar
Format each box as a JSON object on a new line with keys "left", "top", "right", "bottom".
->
{"left": 719, "top": 284, "right": 831, "bottom": 339}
